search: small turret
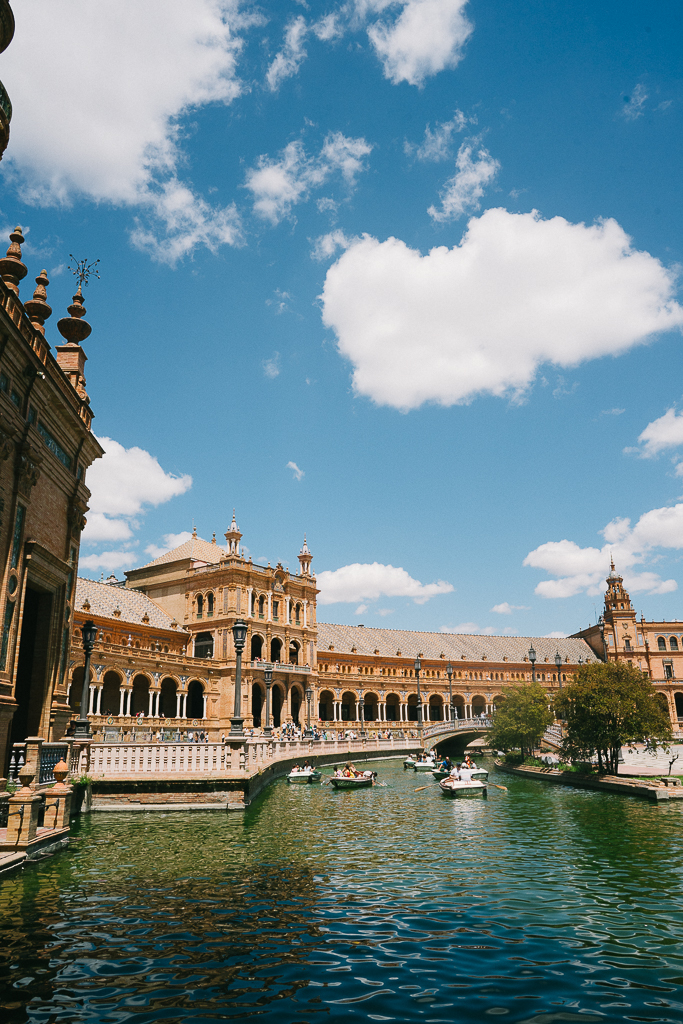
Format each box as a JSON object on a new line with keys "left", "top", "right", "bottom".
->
{"left": 224, "top": 509, "right": 242, "bottom": 557}
{"left": 298, "top": 534, "right": 312, "bottom": 576}
{"left": 604, "top": 559, "right": 632, "bottom": 613}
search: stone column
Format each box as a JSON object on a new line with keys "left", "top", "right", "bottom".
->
{"left": 118, "top": 688, "right": 125, "bottom": 716}
{"left": 44, "top": 759, "right": 72, "bottom": 830}
{"left": 202, "top": 694, "right": 207, "bottom": 719}
{"left": 88, "top": 685, "right": 96, "bottom": 713}
{"left": 148, "top": 690, "right": 154, "bottom": 717}
{"left": 176, "top": 691, "right": 181, "bottom": 718}
{"left": 5, "top": 769, "right": 42, "bottom": 848}
{"left": 96, "top": 685, "right": 103, "bottom": 714}
{"left": 267, "top": 592, "right": 272, "bottom": 621}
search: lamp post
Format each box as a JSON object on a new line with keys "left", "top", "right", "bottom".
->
{"left": 358, "top": 697, "right": 365, "bottom": 738}
{"left": 73, "top": 619, "right": 98, "bottom": 739}
{"left": 263, "top": 662, "right": 273, "bottom": 737}
{"left": 598, "top": 614, "right": 608, "bottom": 662}
{"left": 304, "top": 686, "right": 313, "bottom": 738}
{"left": 528, "top": 645, "right": 537, "bottom": 683}
{"left": 554, "top": 650, "right": 563, "bottom": 689}
{"left": 415, "top": 656, "right": 423, "bottom": 733}
{"left": 447, "top": 662, "right": 453, "bottom": 721}
{"left": 230, "top": 619, "right": 248, "bottom": 736}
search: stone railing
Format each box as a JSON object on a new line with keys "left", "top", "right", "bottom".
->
{"left": 249, "top": 661, "right": 311, "bottom": 673}
{"left": 422, "top": 717, "right": 491, "bottom": 740}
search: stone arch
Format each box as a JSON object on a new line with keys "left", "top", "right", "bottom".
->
{"left": 289, "top": 639, "right": 300, "bottom": 665}
{"left": 451, "top": 694, "right": 465, "bottom": 719}
{"left": 341, "top": 689, "right": 356, "bottom": 721}
{"left": 428, "top": 693, "right": 443, "bottom": 721}
{"left": 206, "top": 591, "right": 214, "bottom": 616}
{"left": 363, "top": 691, "right": 378, "bottom": 722}
{"left": 101, "top": 669, "right": 123, "bottom": 716}
{"left": 258, "top": 594, "right": 265, "bottom": 617}
{"left": 252, "top": 681, "right": 263, "bottom": 727}
{"left": 187, "top": 679, "right": 204, "bottom": 719}
{"left": 385, "top": 692, "right": 400, "bottom": 721}
{"left": 69, "top": 666, "right": 84, "bottom": 712}
{"left": 131, "top": 674, "right": 151, "bottom": 716}
{"left": 671, "top": 636, "right": 679, "bottom": 651}
{"left": 196, "top": 593, "right": 204, "bottom": 617}
{"left": 318, "top": 689, "right": 334, "bottom": 721}
{"left": 472, "top": 694, "right": 487, "bottom": 717}
{"left": 159, "top": 677, "right": 177, "bottom": 718}
{"left": 407, "top": 693, "right": 419, "bottom": 721}
{"left": 270, "top": 636, "right": 282, "bottom": 662}
{"left": 656, "top": 692, "right": 669, "bottom": 715}
{"left": 674, "top": 692, "right": 683, "bottom": 719}
{"left": 272, "top": 683, "right": 284, "bottom": 727}
{"left": 294, "top": 602, "right": 302, "bottom": 625}
{"left": 290, "top": 683, "right": 304, "bottom": 725}
{"left": 251, "top": 633, "right": 264, "bottom": 660}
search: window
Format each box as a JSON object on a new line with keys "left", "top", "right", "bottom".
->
{"left": 658, "top": 637, "right": 667, "bottom": 651}
{"left": 207, "top": 592, "right": 214, "bottom": 617}
{"left": 258, "top": 595, "right": 265, "bottom": 618}
{"left": 273, "top": 600, "right": 279, "bottom": 621}
{"left": 670, "top": 637, "right": 679, "bottom": 651}
{"left": 37, "top": 421, "right": 72, "bottom": 469}
{"left": 10, "top": 388, "right": 21, "bottom": 409}
{"left": 665, "top": 663, "right": 674, "bottom": 680}
{"left": 27, "top": 406, "right": 36, "bottom": 425}
{"left": 624, "top": 639, "right": 632, "bottom": 651}
{"left": 196, "top": 594, "right": 203, "bottom": 619}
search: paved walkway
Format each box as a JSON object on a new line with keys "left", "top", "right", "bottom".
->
{"left": 618, "top": 742, "right": 683, "bottom": 776}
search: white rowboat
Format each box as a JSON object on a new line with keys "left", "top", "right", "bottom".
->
{"left": 287, "top": 768, "right": 322, "bottom": 784}
{"left": 439, "top": 777, "right": 487, "bottom": 798}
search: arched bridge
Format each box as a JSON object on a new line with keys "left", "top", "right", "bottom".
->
{"left": 422, "top": 719, "right": 563, "bottom": 753}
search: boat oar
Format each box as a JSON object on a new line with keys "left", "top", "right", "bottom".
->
{"left": 493, "top": 784, "right": 507, "bottom": 790}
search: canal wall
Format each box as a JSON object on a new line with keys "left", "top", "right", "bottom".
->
{"left": 89, "top": 746, "right": 419, "bottom": 812}
{"left": 495, "top": 760, "right": 683, "bottom": 801}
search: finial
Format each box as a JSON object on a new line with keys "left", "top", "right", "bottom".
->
{"left": 69, "top": 254, "right": 100, "bottom": 290}
{"left": 57, "top": 255, "right": 99, "bottom": 344}
{"left": 192, "top": 524, "right": 197, "bottom": 538}
{"left": 24, "top": 269, "right": 52, "bottom": 335}
{"left": 212, "top": 532, "right": 216, "bottom": 544}
{"left": 0, "top": 226, "right": 27, "bottom": 295}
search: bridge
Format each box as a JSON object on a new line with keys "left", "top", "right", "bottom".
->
{"left": 421, "top": 719, "right": 563, "bottom": 752}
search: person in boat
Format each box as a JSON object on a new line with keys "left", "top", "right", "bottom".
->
{"left": 292, "top": 763, "right": 301, "bottom": 773}
{"left": 459, "top": 762, "right": 473, "bottom": 783}
{"left": 303, "top": 760, "right": 312, "bottom": 771}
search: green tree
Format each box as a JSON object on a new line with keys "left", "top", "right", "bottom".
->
{"left": 554, "top": 661, "right": 672, "bottom": 775}
{"left": 489, "top": 681, "right": 554, "bottom": 757}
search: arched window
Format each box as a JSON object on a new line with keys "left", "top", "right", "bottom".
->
{"left": 187, "top": 680, "right": 204, "bottom": 719}
{"left": 131, "top": 674, "right": 150, "bottom": 716}
{"left": 251, "top": 592, "right": 256, "bottom": 616}
{"left": 196, "top": 594, "right": 203, "bottom": 619}
{"left": 295, "top": 603, "right": 301, "bottom": 625}
{"left": 251, "top": 634, "right": 263, "bottom": 660}
{"left": 194, "top": 632, "right": 214, "bottom": 658}
{"left": 289, "top": 640, "right": 300, "bottom": 665}
{"left": 271, "top": 637, "right": 282, "bottom": 662}
{"left": 671, "top": 637, "right": 679, "bottom": 651}
{"left": 252, "top": 683, "right": 263, "bottom": 727}
{"left": 258, "top": 595, "right": 265, "bottom": 618}
{"left": 160, "top": 677, "right": 177, "bottom": 718}
{"left": 658, "top": 637, "right": 667, "bottom": 650}
{"left": 207, "top": 592, "right": 214, "bottom": 617}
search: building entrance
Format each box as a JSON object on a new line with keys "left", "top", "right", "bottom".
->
{"left": 10, "top": 586, "right": 53, "bottom": 745}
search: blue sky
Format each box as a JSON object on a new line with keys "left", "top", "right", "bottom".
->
{"left": 3, "top": 0, "right": 683, "bottom": 637}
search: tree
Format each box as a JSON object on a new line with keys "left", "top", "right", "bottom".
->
{"left": 554, "top": 661, "right": 672, "bottom": 775}
{"left": 489, "top": 681, "right": 554, "bottom": 757}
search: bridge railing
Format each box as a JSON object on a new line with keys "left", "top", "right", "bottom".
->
{"left": 422, "top": 717, "right": 491, "bottom": 740}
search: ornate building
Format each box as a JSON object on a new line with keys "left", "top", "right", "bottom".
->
{"left": 572, "top": 560, "right": 683, "bottom": 728}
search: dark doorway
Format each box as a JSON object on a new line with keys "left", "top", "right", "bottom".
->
{"left": 291, "top": 687, "right": 301, "bottom": 725}
{"left": 251, "top": 634, "right": 263, "bottom": 660}
{"left": 194, "top": 632, "right": 214, "bottom": 658}
{"left": 252, "top": 683, "right": 262, "bottom": 727}
{"left": 187, "top": 680, "right": 204, "bottom": 719}
{"left": 11, "top": 586, "right": 53, "bottom": 745}
{"left": 159, "top": 677, "right": 177, "bottom": 718}
{"left": 270, "top": 637, "right": 282, "bottom": 662}
{"left": 272, "top": 685, "right": 282, "bottom": 727}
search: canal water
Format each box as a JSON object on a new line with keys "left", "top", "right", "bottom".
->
{"left": 2, "top": 758, "right": 683, "bottom": 1024}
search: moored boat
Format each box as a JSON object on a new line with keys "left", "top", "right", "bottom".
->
{"left": 287, "top": 767, "right": 322, "bottom": 783}
{"left": 439, "top": 777, "right": 487, "bottom": 798}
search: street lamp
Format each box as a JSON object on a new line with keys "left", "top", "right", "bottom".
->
{"left": 263, "top": 662, "right": 273, "bottom": 737}
{"left": 358, "top": 696, "right": 365, "bottom": 738}
{"left": 230, "top": 619, "right": 248, "bottom": 736}
{"left": 304, "top": 685, "right": 313, "bottom": 738}
{"left": 447, "top": 662, "right": 453, "bottom": 720}
{"left": 598, "top": 614, "right": 608, "bottom": 662}
{"left": 528, "top": 645, "right": 537, "bottom": 683}
{"left": 554, "top": 650, "right": 563, "bottom": 688}
{"left": 415, "top": 656, "right": 423, "bottom": 732}
{"left": 73, "top": 619, "right": 98, "bottom": 739}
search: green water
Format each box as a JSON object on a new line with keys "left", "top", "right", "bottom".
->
{"left": 2, "top": 758, "right": 683, "bottom": 1023}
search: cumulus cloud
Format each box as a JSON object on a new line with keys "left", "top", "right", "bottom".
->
{"left": 405, "top": 109, "right": 469, "bottom": 161}
{"left": 366, "top": 0, "right": 473, "bottom": 86}
{"left": 244, "top": 133, "right": 372, "bottom": 225}
{"left": 629, "top": 407, "right": 683, "bottom": 459}
{"left": 82, "top": 437, "right": 192, "bottom": 546}
{"left": 266, "top": 15, "right": 309, "bottom": 91}
{"left": 428, "top": 140, "right": 500, "bottom": 221}
{"left": 145, "top": 531, "right": 194, "bottom": 560}
{"left": 287, "top": 461, "right": 305, "bottom": 481}
{"left": 1, "top": 1, "right": 255, "bottom": 263}
{"left": 317, "top": 562, "right": 453, "bottom": 605}
{"left": 621, "top": 83, "right": 648, "bottom": 120}
{"left": 78, "top": 549, "right": 144, "bottom": 574}
{"left": 320, "top": 209, "right": 683, "bottom": 411}
{"left": 311, "top": 229, "right": 360, "bottom": 261}
{"left": 491, "top": 602, "right": 529, "bottom": 614}
{"left": 523, "top": 501, "right": 683, "bottom": 599}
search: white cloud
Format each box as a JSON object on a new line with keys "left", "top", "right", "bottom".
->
{"left": 630, "top": 408, "right": 683, "bottom": 458}
{"left": 406, "top": 110, "right": 469, "bottom": 161}
{"left": 491, "top": 602, "right": 529, "bottom": 615}
{"left": 145, "top": 531, "right": 193, "bottom": 560}
{"left": 287, "top": 461, "right": 305, "bottom": 481}
{"left": 82, "top": 437, "right": 192, "bottom": 546}
{"left": 317, "top": 562, "right": 453, "bottom": 605}
{"left": 311, "top": 229, "right": 360, "bottom": 261}
{"left": 244, "top": 133, "right": 372, "bottom": 225}
{"left": 366, "top": 0, "right": 473, "bottom": 86}
{"left": 523, "top": 500, "right": 683, "bottom": 599}
{"left": 601, "top": 407, "right": 625, "bottom": 416}
{"left": 79, "top": 549, "right": 142, "bottom": 573}
{"left": 320, "top": 209, "right": 683, "bottom": 411}
{"left": 263, "top": 352, "right": 281, "bottom": 378}
{"left": 428, "top": 140, "right": 500, "bottom": 221}
{"left": 355, "top": 604, "right": 369, "bottom": 616}
{"left": 266, "top": 15, "right": 309, "bottom": 91}
{"left": 621, "top": 83, "right": 648, "bottom": 120}
{"left": 1, "top": 1, "right": 255, "bottom": 262}
{"left": 440, "top": 622, "right": 516, "bottom": 636}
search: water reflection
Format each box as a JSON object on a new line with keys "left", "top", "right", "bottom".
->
{"left": 1, "top": 759, "right": 683, "bottom": 1023}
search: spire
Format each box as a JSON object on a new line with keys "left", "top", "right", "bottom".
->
{"left": 0, "top": 226, "right": 27, "bottom": 295}
{"left": 298, "top": 534, "right": 312, "bottom": 576}
{"left": 24, "top": 269, "right": 52, "bottom": 335}
{"left": 224, "top": 508, "right": 242, "bottom": 557}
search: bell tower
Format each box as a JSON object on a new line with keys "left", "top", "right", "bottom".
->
{"left": 603, "top": 559, "right": 638, "bottom": 658}
{"left": 298, "top": 535, "right": 312, "bottom": 577}
{"left": 224, "top": 510, "right": 242, "bottom": 558}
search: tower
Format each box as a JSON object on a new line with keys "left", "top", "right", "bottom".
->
{"left": 298, "top": 535, "right": 312, "bottom": 576}
{"left": 224, "top": 510, "right": 242, "bottom": 558}
{"left": 603, "top": 559, "right": 638, "bottom": 658}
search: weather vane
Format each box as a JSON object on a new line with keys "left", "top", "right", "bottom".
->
{"left": 69, "top": 255, "right": 100, "bottom": 289}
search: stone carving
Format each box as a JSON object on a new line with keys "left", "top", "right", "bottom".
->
{"left": 68, "top": 502, "right": 88, "bottom": 536}
{"left": 16, "top": 441, "right": 41, "bottom": 496}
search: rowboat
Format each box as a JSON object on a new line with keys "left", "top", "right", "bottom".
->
{"left": 413, "top": 759, "right": 438, "bottom": 772}
{"left": 287, "top": 767, "right": 322, "bottom": 783}
{"left": 439, "top": 777, "right": 487, "bottom": 798}
{"left": 329, "top": 771, "right": 376, "bottom": 789}
{"left": 431, "top": 766, "right": 489, "bottom": 781}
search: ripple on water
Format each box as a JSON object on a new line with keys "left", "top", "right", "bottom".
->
{"left": 2, "top": 759, "right": 683, "bottom": 1023}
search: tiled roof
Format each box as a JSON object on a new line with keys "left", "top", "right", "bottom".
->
{"left": 316, "top": 623, "right": 595, "bottom": 664}
{"left": 75, "top": 578, "right": 187, "bottom": 633}
{"left": 143, "top": 534, "right": 225, "bottom": 568}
